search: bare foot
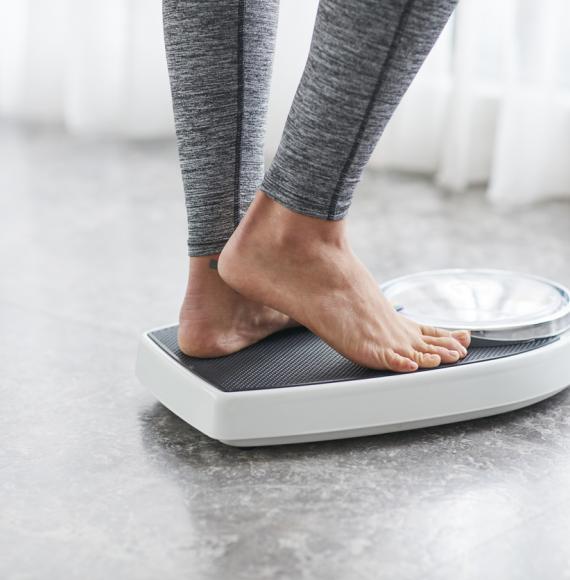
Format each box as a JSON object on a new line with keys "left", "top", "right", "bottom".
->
{"left": 178, "top": 254, "right": 299, "bottom": 357}
{"left": 218, "top": 191, "right": 471, "bottom": 372}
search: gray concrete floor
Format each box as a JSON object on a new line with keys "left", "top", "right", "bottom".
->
{"left": 2, "top": 124, "right": 570, "bottom": 580}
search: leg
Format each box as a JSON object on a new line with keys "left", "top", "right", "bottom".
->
{"left": 219, "top": 0, "right": 471, "bottom": 371}
{"left": 163, "top": 0, "right": 298, "bottom": 356}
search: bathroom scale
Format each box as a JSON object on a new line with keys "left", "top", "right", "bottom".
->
{"left": 136, "top": 269, "right": 570, "bottom": 446}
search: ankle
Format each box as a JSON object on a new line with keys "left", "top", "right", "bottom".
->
{"left": 182, "top": 255, "right": 238, "bottom": 317}
{"left": 185, "top": 254, "right": 222, "bottom": 290}
{"left": 238, "top": 191, "right": 349, "bottom": 251}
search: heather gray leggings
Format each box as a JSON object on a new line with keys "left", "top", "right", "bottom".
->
{"left": 163, "top": 0, "right": 457, "bottom": 256}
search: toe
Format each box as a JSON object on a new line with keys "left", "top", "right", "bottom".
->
{"left": 451, "top": 329, "right": 471, "bottom": 349}
{"left": 419, "top": 324, "right": 471, "bottom": 351}
{"left": 418, "top": 341, "right": 460, "bottom": 364}
{"left": 410, "top": 349, "right": 441, "bottom": 369}
{"left": 385, "top": 349, "right": 419, "bottom": 373}
{"left": 419, "top": 324, "right": 455, "bottom": 339}
{"left": 422, "top": 335, "right": 467, "bottom": 358}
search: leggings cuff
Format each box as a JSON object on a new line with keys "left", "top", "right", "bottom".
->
{"left": 187, "top": 238, "right": 228, "bottom": 257}
{"left": 259, "top": 175, "right": 349, "bottom": 222}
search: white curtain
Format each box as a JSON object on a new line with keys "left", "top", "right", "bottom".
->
{"left": 1, "top": 0, "right": 570, "bottom": 205}
{"left": 375, "top": 0, "right": 570, "bottom": 205}
{"left": 0, "top": 0, "right": 173, "bottom": 137}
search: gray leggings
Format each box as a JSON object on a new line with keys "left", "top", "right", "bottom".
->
{"left": 163, "top": 0, "right": 457, "bottom": 256}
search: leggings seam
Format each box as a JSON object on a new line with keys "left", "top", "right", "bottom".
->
{"left": 327, "top": 0, "right": 416, "bottom": 219}
{"left": 234, "top": 0, "right": 246, "bottom": 229}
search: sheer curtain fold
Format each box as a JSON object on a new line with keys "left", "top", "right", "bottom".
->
{"left": 0, "top": 0, "right": 173, "bottom": 137}
{"left": 1, "top": 0, "right": 569, "bottom": 204}
{"left": 374, "top": 0, "right": 570, "bottom": 204}
{"left": 488, "top": 0, "right": 570, "bottom": 204}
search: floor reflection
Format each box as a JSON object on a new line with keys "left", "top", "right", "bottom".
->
{"left": 137, "top": 388, "right": 570, "bottom": 579}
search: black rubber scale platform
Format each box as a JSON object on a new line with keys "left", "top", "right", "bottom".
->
{"left": 148, "top": 325, "right": 558, "bottom": 393}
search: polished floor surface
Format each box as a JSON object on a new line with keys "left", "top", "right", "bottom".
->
{"left": 2, "top": 125, "right": 570, "bottom": 580}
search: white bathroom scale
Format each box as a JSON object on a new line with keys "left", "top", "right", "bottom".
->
{"left": 136, "top": 270, "right": 570, "bottom": 447}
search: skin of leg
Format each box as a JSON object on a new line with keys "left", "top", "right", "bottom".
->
{"left": 163, "top": 0, "right": 300, "bottom": 356}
